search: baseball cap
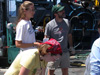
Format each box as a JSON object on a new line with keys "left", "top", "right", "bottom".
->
{"left": 41, "top": 38, "right": 62, "bottom": 54}
{"left": 52, "top": 4, "right": 64, "bottom": 13}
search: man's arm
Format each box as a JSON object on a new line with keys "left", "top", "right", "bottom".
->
{"left": 68, "top": 34, "right": 75, "bottom": 54}
{"left": 68, "top": 34, "right": 73, "bottom": 47}
{"left": 44, "top": 35, "right": 49, "bottom": 38}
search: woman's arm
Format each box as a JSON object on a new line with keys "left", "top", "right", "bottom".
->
{"left": 15, "top": 40, "right": 40, "bottom": 48}
{"left": 68, "top": 34, "right": 73, "bottom": 47}
{"left": 19, "top": 66, "right": 30, "bottom": 75}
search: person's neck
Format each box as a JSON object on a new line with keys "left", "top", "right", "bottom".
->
{"left": 55, "top": 18, "right": 63, "bottom": 22}
{"left": 24, "top": 17, "right": 30, "bottom": 21}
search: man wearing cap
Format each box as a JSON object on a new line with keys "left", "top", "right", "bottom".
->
{"left": 44, "top": 4, "right": 75, "bottom": 75}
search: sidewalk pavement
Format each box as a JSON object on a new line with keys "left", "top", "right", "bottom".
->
{"left": 0, "top": 66, "right": 85, "bottom": 75}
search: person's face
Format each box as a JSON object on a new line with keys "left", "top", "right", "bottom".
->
{"left": 25, "top": 5, "right": 35, "bottom": 20}
{"left": 56, "top": 9, "right": 66, "bottom": 18}
{"left": 41, "top": 53, "right": 61, "bottom": 62}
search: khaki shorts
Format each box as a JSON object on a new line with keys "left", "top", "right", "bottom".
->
{"left": 47, "top": 52, "right": 70, "bottom": 70}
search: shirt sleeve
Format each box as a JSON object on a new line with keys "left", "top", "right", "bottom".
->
{"left": 91, "top": 43, "right": 100, "bottom": 61}
{"left": 15, "top": 24, "right": 26, "bottom": 41}
{"left": 20, "top": 53, "right": 36, "bottom": 70}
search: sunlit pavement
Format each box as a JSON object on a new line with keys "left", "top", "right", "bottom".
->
{"left": 0, "top": 69, "right": 7, "bottom": 75}
{"left": 0, "top": 59, "right": 86, "bottom": 75}
{"left": 0, "top": 67, "right": 85, "bottom": 75}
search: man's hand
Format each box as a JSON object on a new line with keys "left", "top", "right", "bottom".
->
{"left": 69, "top": 47, "right": 75, "bottom": 54}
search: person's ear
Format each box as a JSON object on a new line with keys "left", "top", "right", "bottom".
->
{"left": 54, "top": 13, "right": 57, "bottom": 16}
{"left": 23, "top": 9, "right": 27, "bottom": 15}
{"left": 23, "top": 9, "right": 26, "bottom": 12}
